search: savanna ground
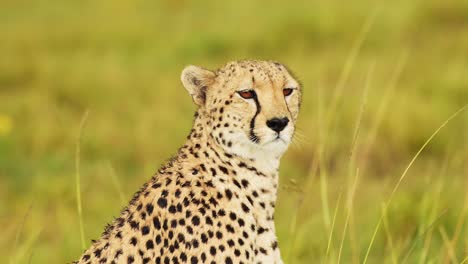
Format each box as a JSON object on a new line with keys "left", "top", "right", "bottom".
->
{"left": 1, "top": 0, "right": 467, "bottom": 263}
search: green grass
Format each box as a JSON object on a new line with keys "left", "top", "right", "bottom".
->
{"left": 1, "top": 0, "right": 467, "bottom": 263}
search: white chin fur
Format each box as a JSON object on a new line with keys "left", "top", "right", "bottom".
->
{"left": 223, "top": 129, "right": 293, "bottom": 162}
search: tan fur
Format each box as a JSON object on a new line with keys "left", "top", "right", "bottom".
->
{"left": 74, "top": 60, "right": 301, "bottom": 264}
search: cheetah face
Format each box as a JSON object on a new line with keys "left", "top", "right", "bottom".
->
{"left": 181, "top": 60, "right": 301, "bottom": 160}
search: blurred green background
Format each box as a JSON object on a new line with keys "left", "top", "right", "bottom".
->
{"left": 1, "top": 0, "right": 467, "bottom": 263}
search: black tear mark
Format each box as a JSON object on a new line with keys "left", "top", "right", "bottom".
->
{"left": 249, "top": 93, "right": 261, "bottom": 143}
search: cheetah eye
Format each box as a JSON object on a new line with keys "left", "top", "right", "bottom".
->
{"left": 238, "top": 90, "right": 256, "bottom": 99}
{"left": 283, "top": 88, "right": 294, "bottom": 96}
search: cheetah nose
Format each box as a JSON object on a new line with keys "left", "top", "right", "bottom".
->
{"left": 266, "top": 117, "right": 289, "bottom": 133}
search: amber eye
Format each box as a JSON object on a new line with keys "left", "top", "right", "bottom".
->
{"left": 283, "top": 88, "right": 294, "bottom": 96}
{"left": 238, "top": 90, "right": 256, "bottom": 99}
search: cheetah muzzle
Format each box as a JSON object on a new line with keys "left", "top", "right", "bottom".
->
{"left": 75, "top": 60, "right": 302, "bottom": 264}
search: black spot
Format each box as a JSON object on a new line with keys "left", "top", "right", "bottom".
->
{"left": 129, "top": 221, "right": 139, "bottom": 229}
{"left": 180, "top": 253, "right": 187, "bottom": 262}
{"left": 219, "top": 166, "right": 228, "bottom": 174}
{"left": 114, "top": 250, "right": 122, "bottom": 258}
{"left": 227, "top": 239, "right": 235, "bottom": 247}
{"left": 141, "top": 225, "right": 150, "bottom": 235}
{"left": 146, "top": 204, "right": 154, "bottom": 214}
{"left": 229, "top": 212, "right": 237, "bottom": 220}
{"left": 192, "top": 239, "right": 199, "bottom": 248}
{"left": 210, "top": 168, "right": 217, "bottom": 177}
{"left": 187, "top": 226, "right": 194, "bottom": 234}
{"left": 233, "top": 180, "right": 242, "bottom": 189}
{"left": 241, "top": 203, "right": 250, "bottom": 213}
{"left": 93, "top": 248, "right": 102, "bottom": 258}
{"left": 241, "top": 179, "right": 249, "bottom": 188}
{"left": 226, "top": 224, "right": 235, "bottom": 233}
{"left": 169, "top": 205, "right": 177, "bottom": 214}
{"left": 192, "top": 215, "right": 200, "bottom": 226}
{"left": 157, "top": 197, "right": 167, "bottom": 208}
{"left": 146, "top": 239, "right": 154, "bottom": 249}
{"left": 178, "top": 233, "right": 185, "bottom": 242}
{"left": 153, "top": 217, "right": 161, "bottom": 229}
{"left": 272, "top": 241, "right": 278, "bottom": 249}
{"left": 201, "top": 233, "right": 208, "bottom": 243}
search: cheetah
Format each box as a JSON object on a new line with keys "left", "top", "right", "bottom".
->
{"left": 75, "top": 60, "right": 302, "bottom": 264}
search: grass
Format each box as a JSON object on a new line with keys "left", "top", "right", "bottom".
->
{"left": 75, "top": 110, "right": 89, "bottom": 251}
{"left": 1, "top": 0, "right": 468, "bottom": 263}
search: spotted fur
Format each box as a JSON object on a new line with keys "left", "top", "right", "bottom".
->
{"left": 74, "top": 60, "right": 302, "bottom": 264}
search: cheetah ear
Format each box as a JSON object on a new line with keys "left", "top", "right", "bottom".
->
{"left": 181, "top": 65, "right": 215, "bottom": 107}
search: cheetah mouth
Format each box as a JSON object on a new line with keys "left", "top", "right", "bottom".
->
{"left": 276, "top": 136, "right": 287, "bottom": 143}
{"left": 265, "top": 133, "right": 288, "bottom": 144}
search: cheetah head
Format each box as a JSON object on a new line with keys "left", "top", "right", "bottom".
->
{"left": 181, "top": 60, "right": 301, "bottom": 160}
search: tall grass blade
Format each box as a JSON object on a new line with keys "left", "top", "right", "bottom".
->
{"left": 364, "top": 104, "right": 468, "bottom": 261}
{"left": 337, "top": 168, "right": 360, "bottom": 264}
{"left": 10, "top": 204, "right": 33, "bottom": 264}
{"left": 76, "top": 110, "right": 90, "bottom": 251}
{"left": 325, "top": 189, "right": 343, "bottom": 263}
{"left": 439, "top": 226, "right": 458, "bottom": 263}
{"left": 387, "top": 104, "right": 468, "bottom": 205}
{"left": 402, "top": 208, "right": 448, "bottom": 263}
{"left": 381, "top": 204, "right": 398, "bottom": 264}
